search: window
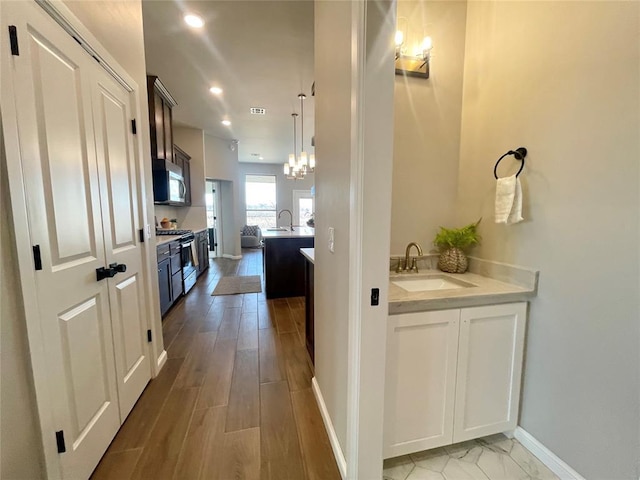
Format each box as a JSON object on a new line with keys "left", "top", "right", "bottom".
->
{"left": 245, "top": 174, "right": 276, "bottom": 230}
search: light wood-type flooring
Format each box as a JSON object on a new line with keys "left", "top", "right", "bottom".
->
{"left": 91, "top": 249, "right": 340, "bottom": 480}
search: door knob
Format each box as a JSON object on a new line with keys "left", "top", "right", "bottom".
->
{"left": 96, "top": 266, "right": 117, "bottom": 281}
{"left": 109, "top": 262, "right": 127, "bottom": 273}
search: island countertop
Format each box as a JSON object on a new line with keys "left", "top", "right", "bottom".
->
{"left": 262, "top": 226, "right": 315, "bottom": 239}
{"left": 300, "top": 248, "right": 315, "bottom": 264}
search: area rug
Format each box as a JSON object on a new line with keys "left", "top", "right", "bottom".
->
{"left": 211, "top": 275, "right": 262, "bottom": 296}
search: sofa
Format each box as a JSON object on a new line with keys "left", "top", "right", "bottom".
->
{"left": 241, "top": 225, "right": 262, "bottom": 248}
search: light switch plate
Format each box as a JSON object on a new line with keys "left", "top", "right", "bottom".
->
{"left": 328, "top": 227, "right": 335, "bottom": 253}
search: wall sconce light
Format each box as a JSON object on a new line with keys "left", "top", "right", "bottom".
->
{"left": 395, "top": 26, "right": 432, "bottom": 79}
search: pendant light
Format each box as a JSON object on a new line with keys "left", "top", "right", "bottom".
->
{"left": 298, "top": 93, "right": 308, "bottom": 172}
{"left": 284, "top": 113, "right": 298, "bottom": 179}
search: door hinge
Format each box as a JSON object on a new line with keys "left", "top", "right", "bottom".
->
{"left": 33, "top": 245, "right": 43, "bottom": 271}
{"left": 131, "top": 119, "right": 137, "bottom": 134}
{"left": 370, "top": 288, "right": 380, "bottom": 306}
{"left": 9, "top": 26, "right": 19, "bottom": 56}
{"left": 55, "top": 430, "right": 66, "bottom": 453}
{"left": 139, "top": 228, "right": 145, "bottom": 243}
{"left": 147, "top": 329, "right": 152, "bottom": 342}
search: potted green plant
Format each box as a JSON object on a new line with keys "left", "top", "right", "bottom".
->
{"left": 433, "top": 219, "right": 481, "bottom": 273}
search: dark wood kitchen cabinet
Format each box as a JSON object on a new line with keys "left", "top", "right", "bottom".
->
{"left": 304, "top": 256, "right": 315, "bottom": 364}
{"left": 147, "top": 75, "right": 177, "bottom": 163}
{"left": 195, "top": 230, "right": 209, "bottom": 276}
{"left": 174, "top": 145, "right": 191, "bottom": 206}
{"left": 157, "top": 244, "right": 172, "bottom": 316}
{"left": 157, "top": 240, "right": 182, "bottom": 316}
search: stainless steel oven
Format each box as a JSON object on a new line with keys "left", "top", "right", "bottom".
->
{"left": 180, "top": 233, "right": 197, "bottom": 294}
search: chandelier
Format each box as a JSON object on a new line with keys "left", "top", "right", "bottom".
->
{"left": 284, "top": 93, "right": 315, "bottom": 180}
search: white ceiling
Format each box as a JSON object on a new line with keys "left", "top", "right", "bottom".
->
{"left": 142, "top": 0, "right": 315, "bottom": 164}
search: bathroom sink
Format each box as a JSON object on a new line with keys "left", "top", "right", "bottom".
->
{"left": 267, "top": 227, "right": 288, "bottom": 231}
{"left": 392, "top": 275, "right": 475, "bottom": 292}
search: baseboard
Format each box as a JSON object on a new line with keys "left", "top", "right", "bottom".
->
{"left": 514, "top": 427, "right": 585, "bottom": 480}
{"left": 156, "top": 350, "right": 167, "bottom": 372}
{"left": 222, "top": 254, "right": 242, "bottom": 260}
{"left": 311, "top": 377, "right": 347, "bottom": 479}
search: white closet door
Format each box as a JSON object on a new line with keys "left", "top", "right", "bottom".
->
{"left": 3, "top": 4, "right": 120, "bottom": 479}
{"left": 91, "top": 68, "right": 151, "bottom": 422}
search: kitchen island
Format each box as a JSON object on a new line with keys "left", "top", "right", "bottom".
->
{"left": 262, "top": 227, "right": 314, "bottom": 299}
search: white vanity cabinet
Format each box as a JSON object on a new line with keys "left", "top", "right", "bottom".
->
{"left": 384, "top": 302, "right": 527, "bottom": 458}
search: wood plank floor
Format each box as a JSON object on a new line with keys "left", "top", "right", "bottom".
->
{"left": 92, "top": 249, "right": 340, "bottom": 480}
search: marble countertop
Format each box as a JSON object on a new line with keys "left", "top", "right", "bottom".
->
{"left": 300, "top": 248, "right": 315, "bottom": 264}
{"left": 262, "top": 226, "right": 315, "bottom": 239}
{"left": 388, "top": 269, "right": 536, "bottom": 315}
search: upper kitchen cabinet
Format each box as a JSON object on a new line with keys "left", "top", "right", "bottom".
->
{"left": 174, "top": 145, "right": 192, "bottom": 206}
{"left": 147, "top": 75, "right": 177, "bottom": 163}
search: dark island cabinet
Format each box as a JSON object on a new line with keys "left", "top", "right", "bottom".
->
{"left": 147, "top": 76, "right": 177, "bottom": 163}
{"left": 263, "top": 237, "right": 314, "bottom": 299}
{"left": 304, "top": 258, "right": 315, "bottom": 364}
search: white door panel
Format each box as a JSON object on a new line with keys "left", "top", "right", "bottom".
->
{"left": 91, "top": 70, "right": 151, "bottom": 422}
{"left": 5, "top": 5, "right": 121, "bottom": 479}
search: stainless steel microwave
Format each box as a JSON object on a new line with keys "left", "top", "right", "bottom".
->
{"left": 152, "top": 159, "right": 185, "bottom": 205}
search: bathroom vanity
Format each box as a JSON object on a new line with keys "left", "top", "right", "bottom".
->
{"left": 384, "top": 258, "right": 538, "bottom": 459}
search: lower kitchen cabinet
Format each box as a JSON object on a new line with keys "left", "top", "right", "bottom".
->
{"left": 158, "top": 257, "right": 172, "bottom": 316}
{"left": 383, "top": 302, "right": 527, "bottom": 459}
{"left": 157, "top": 240, "right": 183, "bottom": 316}
{"left": 196, "top": 230, "right": 209, "bottom": 276}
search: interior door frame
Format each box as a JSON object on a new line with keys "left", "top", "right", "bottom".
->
{"left": 0, "top": 2, "right": 160, "bottom": 477}
{"left": 345, "top": 1, "right": 396, "bottom": 478}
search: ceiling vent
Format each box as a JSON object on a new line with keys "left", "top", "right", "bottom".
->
{"left": 250, "top": 107, "right": 266, "bottom": 115}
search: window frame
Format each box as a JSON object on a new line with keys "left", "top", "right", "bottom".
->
{"left": 245, "top": 174, "right": 277, "bottom": 229}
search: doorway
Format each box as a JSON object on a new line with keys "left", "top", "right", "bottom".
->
{"left": 206, "top": 179, "right": 219, "bottom": 258}
{"left": 293, "top": 189, "right": 314, "bottom": 227}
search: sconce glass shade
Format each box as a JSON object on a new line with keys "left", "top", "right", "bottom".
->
{"left": 422, "top": 36, "right": 433, "bottom": 52}
{"left": 300, "top": 151, "right": 308, "bottom": 167}
{"left": 288, "top": 154, "right": 296, "bottom": 167}
{"left": 395, "top": 30, "right": 404, "bottom": 46}
{"left": 284, "top": 164, "right": 290, "bottom": 175}
{"left": 309, "top": 154, "right": 316, "bottom": 170}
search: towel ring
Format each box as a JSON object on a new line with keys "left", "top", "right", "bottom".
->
{"left": 493, "top": 147, "right": 527, "bottom": 179}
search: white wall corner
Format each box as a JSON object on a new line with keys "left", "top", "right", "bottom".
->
{"left": 311, "top": 377, "right": 347, "bottom": 479}
{"left": 514, "top": 427, "right": 586, "bottom": 480}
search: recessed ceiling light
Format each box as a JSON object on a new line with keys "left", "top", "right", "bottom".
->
{"left": 259, "top": 156, "right": 264, "bottom": 160}
{"left": 209, "top": 86, "right": 223, "bottom": 95}
{"left": 184, "top": 14, "right": 204, "bottom": 28}
{"left": 221, "top": 120, "right": 231, "bottom": 126}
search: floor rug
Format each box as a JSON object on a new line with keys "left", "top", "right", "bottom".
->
{"left": 211, "top": 275, "right": 262, "bottom": 295}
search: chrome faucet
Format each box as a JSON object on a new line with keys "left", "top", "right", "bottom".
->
{"left": 404, "top": 242, "right": 423, "bottom": 272}
{"left": 278, "top": 209, "right": 293, "bottom": 231}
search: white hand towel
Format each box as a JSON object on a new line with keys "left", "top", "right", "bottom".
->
{"left": 495, "top": 174, "right": 523, "bottom": 224}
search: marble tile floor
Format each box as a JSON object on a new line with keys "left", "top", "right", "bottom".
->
{"left": 383, "top": 434, "right": 559, "bottom": 480}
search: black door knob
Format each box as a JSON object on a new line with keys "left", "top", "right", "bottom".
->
{"left": 109, "top": 262, "right": 127, "bottom": 273}
{"left": 96, "top": 266, "right": 116, "bottom": 281}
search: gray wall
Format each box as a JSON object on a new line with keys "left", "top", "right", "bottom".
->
{"left": 391, "top": 1, "right": 467, "bottom": 255}
{"left": 236, "top": 162, "right": 314, "bottom": 228}
{"left": 313, "top": 0, "right": 354, "bottom": 458}
{"left": 457, "top": 2, "right": 639, "bottom": 477}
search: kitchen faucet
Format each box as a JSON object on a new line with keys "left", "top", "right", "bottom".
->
{"left": 397, "top": 242, "right": 423, "bottom": 273}
{"left": 278, "top": 209, "right": 293, "bottom": 231}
